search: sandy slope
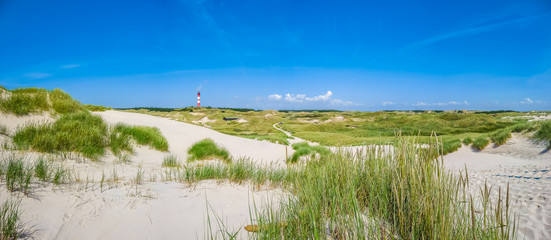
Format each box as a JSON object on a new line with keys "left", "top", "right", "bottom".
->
{"left": 96, "top": 110, "right": 288, "bottom": 166}
{"left": 444, "top": 135, "right": 551, "bottom": 240}
{"left": 0, "top": 111, "right": 289, "bottom": 239}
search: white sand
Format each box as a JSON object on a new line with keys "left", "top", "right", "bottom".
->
{"left": 444, "top": 135, "right": 551, "bottom": 240}
{"left": 0, "top": 110, "right": 289, "bottom": 239}
{"left": 0, "top": 112, "right": 53, "bottom": 135}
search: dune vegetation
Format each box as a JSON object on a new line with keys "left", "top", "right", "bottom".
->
{"left": 126, "top": 107, "right": 549, "bottom": 155}
{"left": 185, "top": 137, "right": 516, "bottom": 239}
{"left": 288, "top": 142, "right": 331, "bottom": 163}
{"left": 187, "top": 138, "right": 230, "bottom": 163}
{"left": 534, "top": 120, "right": 551, "bottom": 149}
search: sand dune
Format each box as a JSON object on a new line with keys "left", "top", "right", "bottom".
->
{"left": 97, "top": 110, "right": 288, "bottom": 166}
{"left": 444, "top": 136, "right": 551, "bottom": 240}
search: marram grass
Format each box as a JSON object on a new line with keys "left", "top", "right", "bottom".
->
{"left": 0, "top": 199, "right": 21, "bottom": 240}
{"left": 288, "top": 142, "right": 331, "bottom": 163}
{"left": 187, "top": 139, "right": 230, "bottom": 163}
{"left": 472, "top": 135, "right": 490, "bottom": 151}
{"left": 203, "top": 136, "right": 516, "bottom": 239}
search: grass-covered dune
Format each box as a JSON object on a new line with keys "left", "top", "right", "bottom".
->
{"left": 0, "top": 86, "right": 168, "bottom": 160}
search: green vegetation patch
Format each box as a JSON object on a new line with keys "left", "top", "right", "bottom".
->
{"left": 187, "top": 138, "right": 230, "bottom": 163}
{"left": 84, "top": 104, "right": 112, "bottom": 112}
{"left": 49, "top": 88, "right": 84, "bottom": 114}
{"left": 0, "top": 199, "right": 21, "bottom": 240}
{"left": 490, "top": 129, "right": 512, "bottom": 146}
{"left": 534, "top": 120, "right": 551, "bottom": 149}
{"left": 0, "top": 89, "right": 49, "bottom": 116}
{"left": 289, "top": 142, "right": 331, "bottom": 163}
{"left": 472, "top": 136, "right": 490, "bottom": 151}
{"left": 441, "top": 138, "right": 462, "bottom": 155}
{"left": 112, "top": 124, "right": 169, "bottom": 152}
{"left": 462, "top": 137, "right": 473, "bottom": 145}
{"left": 13, "top": 112, "right": 108, "bottom": 159}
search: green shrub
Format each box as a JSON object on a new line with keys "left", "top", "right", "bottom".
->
{"left": 0, "top": 199, "right": 21, "bottom": 240}
{"left": 289, "top": 142, "right": 331, "bottom": 163}
{"left": 462, "top": 137, "right": 473, "bottom": 145}
{"left": 490, "top": 129, "right": 512, "bottom": 146}
{"left": 472, "top": 136, "right": 490, "bottom": 151}
{"left": 187, "top": 139, "right": 230, "bottom": 162}
{"left": 112, "top": 124, "right": 169, "bottom": 151}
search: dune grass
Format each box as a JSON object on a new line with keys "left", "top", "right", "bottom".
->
{"left": 187, "top": 139, "right": 230, "bottom": 163}
{"left": 13, "top": 111, "right": 108, "bottom": 159}
{"left": 534, "top": 120, "right": 551, "bottom": 149}
{"left": 49, "top": 89, "right": 84, "bottom": 114}
{"left": 0, "top": 199, "right": 21, "bottom": 240}
{"left": 288, "top": 142, "right": 331, "bottom": 163}
{"left": 462, "top": 137, "right": 473, "bottom": 145}
{"left": 83, "top": 104, "right": 112, "bottom": 112}
{"left": 490, "top": 129, "right": 512, "bottom": 146}
{"left": 441, "top": 138, "right": 462, "bottom": 155}
{"left": 13, "top": 113, "right": 169, "bottom": 159}
{"left": 200, "top": 137, "right": 515, "bottom": 239}
{"left": 0, "top": 89, "right": 49, "bottom": 116}
{"left": 0, "top": 156, "right": 71, "bottom": 193}
{"left": 162, "top": 155, "right": 180, "bottom": 168}
{"left": 112, "top": 124, "right": 169, "bottom": 152}
{"left": 472, "top": 135, "right": 490, "bottom": 151}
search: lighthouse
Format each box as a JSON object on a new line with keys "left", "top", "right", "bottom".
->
{"left": 197, "top": 91, "right": 201, "bottom": 107}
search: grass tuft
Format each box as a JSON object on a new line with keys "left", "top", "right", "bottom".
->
{"left": 162, "top": 155, "right": 180, "bottom": 168}
{"left": 462, "top": 137, "right": 473, "bottom": 145}
{"left": 113, "top": 124, "right": 169, "bottom": 152}
{"left": 0, "top": 89, "right": 49, "bottom": 116}
{"left": 0, "top": 199, "right": 21, "bottom": 240}
{"left": 490, "top": 129, "right": 512, "bottom": 146}
{"left": 472, "top": 135, "right": 490, "bottom": 151}
{"left": 534, "top": 120, "right": 551, "bottom": 149}
{"left": 49, "top": 88, "right": 83, "bottom": 114}
{"left": 441, "top": 138, "right": 462, "bottom": 155}
{"left": 13, "top": 111, "right": 108, "bottom": 159}
{"left": 187, "top": 139, "right": 230, "bottom": 163}
{"left": 288, "top": 142, "right": 331, "bottom": 163}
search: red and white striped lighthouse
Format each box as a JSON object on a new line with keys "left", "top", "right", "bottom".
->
{"left": 197, "top": 91, "right": 201, "bottom": 107}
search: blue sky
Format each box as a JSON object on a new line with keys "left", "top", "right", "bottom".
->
{"left": 0, "top": 0, "right": 550, "bottom": 111}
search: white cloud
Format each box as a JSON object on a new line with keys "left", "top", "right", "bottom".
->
{"left": 24, "top": 72, "right": 51, "bottom": 79}
{"left": 61, "top": 64, "right": 80, "bottom": 69}
{"left": 269, "top": 91, "right": 357, "bottom": 106}
{"left": 268, "top": 94, "right": 282, "bottom": 101}
{"left": 382, "top": 101, "right": 396, "bottom": 106}
{"left": 520, "top": 98, "right": 534, "bottom": 104}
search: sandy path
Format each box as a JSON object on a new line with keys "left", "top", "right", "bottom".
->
{"left": 97, "top": 110, "right": 287, "bottom": 166}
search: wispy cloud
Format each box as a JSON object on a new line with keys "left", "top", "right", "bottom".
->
{"left": 408, "top": 13, "right": 548, "bottom": 48}
{"left": 61, "top": 64, "right": 80, "bottom": 69}
{"left": 24, "top": 72, "right": 51, "bottom": 79}
{"left": 520, "top": 98, "right": 534, "bottom": 104}
{"left": 382, "top": 101, "right": 396, "bottom": 106}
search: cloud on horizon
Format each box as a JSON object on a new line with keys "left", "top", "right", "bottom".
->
{"left": 412, "top": 101, "right": 469, "bottom": 107}
{"left": 268, "top": 91, "right": 358, "bottom": 107}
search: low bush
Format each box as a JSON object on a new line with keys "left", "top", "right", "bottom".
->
{"left": 187, "top": 139, "right": 230, "bottom": 163}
